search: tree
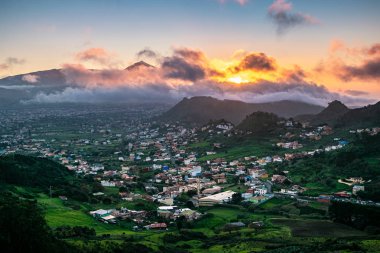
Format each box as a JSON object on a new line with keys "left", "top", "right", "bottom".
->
{"left": 231, "top": 193, "right": 243, "bottom": 204}
{"left": 0, "top": 193, "right": 70, "bottom": 253}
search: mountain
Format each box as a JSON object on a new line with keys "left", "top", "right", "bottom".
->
{"left": 159, "top": 96, "right": 324, "bottom": 125}
{"left": 0, "top": 62, "right": 155, "bottom": 106}
{"left": 125, "top": 61, "right": 154, "bottom": 71}
{"left": 295, "top": 100, "right": 380, "bottom": 128}
{"left": 337, "top": 101, "right": 380, "bottom": 127}
{"left": 0, "top": 69, "right": 69, "bottom": 106}
{"left": 0, "top": 69, "right": 66, "bottom": 87}
{"left": 309, "top": 100, "right": 350, "bottom": 126}
{"left": 236, "top": 111, "right": 281, "bottom": 135}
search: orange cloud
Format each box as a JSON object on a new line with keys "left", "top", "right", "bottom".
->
{"left": 321, "top": 41, "right": 380, "bottom": 82}
{"left": 75, "top": 47, "right": 121, "bottom": 68}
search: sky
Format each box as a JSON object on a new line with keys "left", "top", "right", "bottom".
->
{"left": 0, "top": 0, "right": 379, "bottom": 105}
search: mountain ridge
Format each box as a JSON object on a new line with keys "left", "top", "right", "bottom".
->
{"left": 159, "top": 96, "right": 324, "bottom": 125}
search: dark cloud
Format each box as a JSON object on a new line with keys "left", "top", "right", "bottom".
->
{"left": 173, "top": 48, "right": 206, "bottom": 63}
{"left": 234, "top": 53, "right": 276, "bottom": 72}
{"left": 136, "top": 48, "right": 158, "bottom": 59}
{"left": 319, "top": 42, "right": 380, "bottom": 82}
{"left": 344, "top": 90, "right": 369, "bottom": 96}
{"left": 339, "top": 58, "right": 380, "bottom": 81}
{"left": 6, "top": 57, "right": 25, "bottom": 65}
{"left": 0, "top": 57, "right": 25, "bottom": 70}
{"left": 367, "top": 43, "right": 380, "bottom": 56}
{"left": 282, "top": 66, "right": 306, "bottom": 83}
{"left": 268, "top": 0, "right": 318, "bottom": 35}
{"left": 161, "top": 56, "right": 206, "bottom": 82}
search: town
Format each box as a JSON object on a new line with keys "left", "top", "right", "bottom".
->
{"left": 1, "top": 103, "right": 379, "bottom": 234}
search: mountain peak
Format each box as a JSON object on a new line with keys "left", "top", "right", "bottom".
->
{"left": 309, "top": 100, "right": 350, "bottom": 126}
{"left": 125, "top": 61, "right": 154, "bottom": 71}
{"left": 325, "top": 100, "right": 349, "bottom": 113}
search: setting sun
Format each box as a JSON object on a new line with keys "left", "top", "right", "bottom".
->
{"left": 228, "top": 76, "right": 246, "bottom": 84}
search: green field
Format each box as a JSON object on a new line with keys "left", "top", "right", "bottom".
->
{"left": 271, "top": 218, "right": 367, "bottom": 237}
{"left": 38, "top": 195, "right": 137, "bottom": 235}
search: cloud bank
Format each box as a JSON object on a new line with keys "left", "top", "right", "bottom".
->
{"left": 23, "top": 47, "right": 374, "bottom": 107}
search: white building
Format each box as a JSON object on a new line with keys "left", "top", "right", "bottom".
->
{"left": 198, "top": 190, "right": 236, "bottom": 206}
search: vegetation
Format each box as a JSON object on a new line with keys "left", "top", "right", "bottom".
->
{"left": 276, "top": 133, "right": 380, "bottom": 195}
{"left": 236, "top": 111, "right": 281, "bottom": 135}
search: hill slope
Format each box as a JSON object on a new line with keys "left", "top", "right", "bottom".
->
{"left": 160, "top": 96, "right": 324, "bottom": 125}
{"left": 295, "top": 100, "right": 380, "bottom": 128}
{"left": 337, "top": 101, "right": 380, "bottom": 127}
{"left": 310, "top": 100, "right": 350, "bottom": 126}
{"left": 236, "top": 111, "right": 281, "bottom": 135}
{"left": 0, "top": 154, "right": 76, "bottom": 192}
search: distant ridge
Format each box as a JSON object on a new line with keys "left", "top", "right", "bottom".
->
{"left": 0, "top": 62, "right": 156, "bottom": 106}
{"left": 125, "top": 61, "right": 154, "bottom": 71}
{"left": 159, "top": 96, "right": 324, "bottom": 125}
{"left": 338, "top": 101, "right": 380, "bottom": 127}
{"left": 295, "top": 100, "right": 380, "bottom": 128}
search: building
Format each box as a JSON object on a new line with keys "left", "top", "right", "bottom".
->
{"left": 198, "top": 190, "right": 236, "bottom": 206}
{"left": 352, "top": 185, "right": 365, "bottom": 195}
{"left": 145, "top": 223, "right": 167, "bottom": 230}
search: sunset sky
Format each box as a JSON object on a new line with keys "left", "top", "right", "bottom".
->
{"left": 1, "top": 0, "right": 379, "bottom": 105}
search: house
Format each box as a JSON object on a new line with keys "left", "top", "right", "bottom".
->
{"left": 158, "top": 197, "right": 174, "bottom": 206}
{"left": 225, "top": 222, "right": 245, "bottom": 229}
{"left": 202, "top": 186, "right": 222, "bottom": 195}
{"left": 59, "top": 195, "right": 68, "bottom": 201}
{"left": 271, "top": 174, "right": 287, "bottom": 184}
{"left": 352, "top": 185, "right": 365, "bottom": 195}
{"left": 198, "top": 190, "right": 236, "bottom": 206}
{"left": 317, "top": 195, "right": 331, "bottom": 203}
{"left": 90, "top": 209, "right": 117, "bottom": 223}
{"left": 249, "top": 221, "right": 264, "bottom": 228}
{"left": 145, "top": 223, "right": 167, "bottom": 230}
{"left": 101, "top": 180, "right": 116, "bottom": 187}
{"left": 177, "top": 208, "right": 202, "bottom": 221}
{"left": 334, "top": 191, "right": 351, "bottom": 198}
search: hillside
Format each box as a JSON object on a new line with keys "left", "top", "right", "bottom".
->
{"left": 0, "top": 154, "right": 76, "bottom": 193}
{"left": 160, "top": 96, "right": 324, "bottom": 125}
{"left": 337, "top": 101, "right": 380, "bottom": 127}
{"left": 236, "top": 111, "right": 281, "bottom": 135}
{"left": 309, "top": 100, "right": 350, "bottom": 126}
{"left": 295, "top": 100, "right": 380, "bottom": 128}
{"left": 279, "top": 133, "right": 380, "bottom": 196}
{"left": 0, "top": 69, "right": 66, "bottom": 87}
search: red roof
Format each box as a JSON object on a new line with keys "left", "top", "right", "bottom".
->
{"left": 149, "top": 223, "right": 167, "bottom": 229}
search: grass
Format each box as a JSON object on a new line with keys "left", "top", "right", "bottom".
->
{"left": 271, "top": 218, "right": 367, "bottom": 237}
{"left": 196, "top": 135, "right": 278, "bottom": 162}
{"left": 37, "top": 194, "right": 136, "bottom": 235}
{"left": 258, "top": 198, "right": 294, "bottom": 210}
